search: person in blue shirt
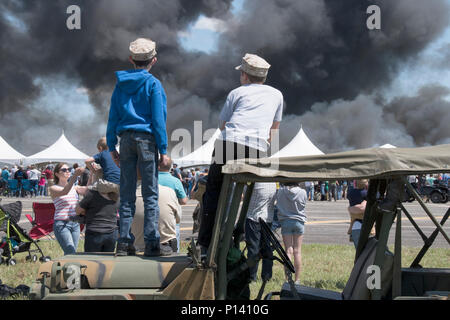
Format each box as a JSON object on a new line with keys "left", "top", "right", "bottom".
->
{"left": 1, "top": 167, "right": 10, "bottom": 192}
{"left": 106, "top": 38, "right": 170, "bottom": 257}
{"left": 158, "top": 158, "right": 188, "bottom": 252}
{"left": 85, "top": 137, "right": 120, "bottom": 200}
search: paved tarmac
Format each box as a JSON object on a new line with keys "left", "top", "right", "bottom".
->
{"left": 2, "top": 196, "right": 450, "bottom": 249}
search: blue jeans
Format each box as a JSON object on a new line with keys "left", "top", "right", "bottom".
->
{"left": 38, "top": 185, "right": 45, "bottom": 196}
{"left": 53, "top": 220, "right": 80, "bottom": 255}
{"left": 337, "top": 185, "right": 342, "bottom": 200}
{"left": 320, "top": 184, "right": 325, "bottom": 196}
{"left": 84, "top": 229, "right": 118, "bottom": 252}
{"left": 245, "top": 219, "right": 273, "bottom": 281}
{"left": 351, "top": 228, "right": 361, "bottom": 249}
{"left": 271, "top": 207, "right": 281, "bottom": 231}
{"left": 118, "top": 131, "right": 160, "bottom": 249}
{"left": 306, "top": 186, "right": 314, "bottom": 201}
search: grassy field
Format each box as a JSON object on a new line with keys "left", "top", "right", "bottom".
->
{"left": 0, "top": 239, "right": 448, "bottom": 300}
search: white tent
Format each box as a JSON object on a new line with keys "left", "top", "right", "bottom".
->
{"left": 0, "top": 136, "right": 25, "bottom": 165}
{"left": 25, "top": 131, "right": 89, "bottom": 165}
{"left": 271, "top": 126, "right": 324, "bottom": 158}
{"left": 173, "top": 129, "right": 221, "bottom": 168}
{"left": 379, "top": 144, "right": 397, "bottom": 149}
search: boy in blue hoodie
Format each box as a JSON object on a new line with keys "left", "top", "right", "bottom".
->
{"left": 106, "top": 38, "right": 170, "bottom": 257}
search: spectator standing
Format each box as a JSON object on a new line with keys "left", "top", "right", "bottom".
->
{"left": 341, "top": 180, "right": 348, "bottom": 200}
{"left": 106, "top": 37, "right": 169, "bottom": 257}
{"left": 172, "top": 163, "right": 182, "bottom": 181}
{"left": 346, "top": 179, "right": 375, "bottom": 249}
{"left": 328, "top": 180, "right": 338, "bottom": 201}
{"left": 245, "top": 182, "right": 277, "bottom": 282}
{"left": 43, "top": 166, "right": 54, "bottom": 196}
{"left": 319, "top": 181, "right": 326, "bottom": 201}
{"left": 304, "top": 181, "right": 314, "bottom": 201}
{"left": 180, "top": 167, "right": 189, "bottom": 194}
{"left": 1, "top": 167, "right": 10, "bottom": 192}
{"left": 10, "top": 165, "right": 17, "bottom": 178}
{"left": 28, "top": 165, "right": 41, "bottom": 197}
{"left": 14, "top": 166, "right": 28, "bottom": 197}
{"left": 38, "top": 174, "right": 46, "bottom": 196}
{"left": 198, "top": 53, "right": 283, "bottom": 251}
{"left": 49, "top": 163, "right": 87, "bottom": 255}
{"left": 276, "top": 183, "right": 307, "bottom": 284}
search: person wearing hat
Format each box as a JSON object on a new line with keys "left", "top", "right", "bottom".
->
{"left": 198, "top": 53, "right": 284, "bottom": 252}
{"left": 106, "top": 37, "right": 171, "bottom": 257}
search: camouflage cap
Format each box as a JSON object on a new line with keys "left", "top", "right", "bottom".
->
{"left": 235, "top": 53, "right": 271, "bottom": 77}
{"left": 129, "top": 38, "right": 157, "bottom": 61}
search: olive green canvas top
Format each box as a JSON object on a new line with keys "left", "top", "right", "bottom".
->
{"left": 221, "top": 144, "right": 450, "bottom": 181}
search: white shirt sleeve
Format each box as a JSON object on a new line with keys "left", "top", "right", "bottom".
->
{"left": 219, "top": 93, "right": 234, "bottom": 122}
{"left": 274, "top": 93, "right": 283, "bottom": 122}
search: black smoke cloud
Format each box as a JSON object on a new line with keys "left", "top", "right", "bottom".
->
{"left": 0, "top": 0, "right": 448, "bottom": 157}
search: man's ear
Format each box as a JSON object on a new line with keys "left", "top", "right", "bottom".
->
{"left": 151, "top": 56, "right": 157, "bottom": 66}
{"left": 128, "top": 55, "right": 136, "bottom": 66}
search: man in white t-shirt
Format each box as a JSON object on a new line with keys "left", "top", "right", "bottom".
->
{"left": 198, "top": 53, "right": 284, "bottom": 251}
{"left": 28, "top": 165, "right": 41, "bottom": 197}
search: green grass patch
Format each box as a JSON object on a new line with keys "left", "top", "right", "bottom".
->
{"left": 1, "top": 239, "right": 448, "bottom": 300}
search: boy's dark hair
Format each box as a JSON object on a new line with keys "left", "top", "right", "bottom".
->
{"left": 245, "top": 72, "right": 267, "bottom": 84}
{"left": 132, "top": 59, "right": 152, "bottom": 68}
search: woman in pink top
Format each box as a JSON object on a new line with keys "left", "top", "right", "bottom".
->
{"left": 38, "top": 175, "right": 46, "bottom": 196}
{"left": 49, "top": 163, "right": 87, "bottom": 255}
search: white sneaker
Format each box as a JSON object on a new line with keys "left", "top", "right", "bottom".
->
{"left": 294, "top": 280, "right": 301, "bottom": 285}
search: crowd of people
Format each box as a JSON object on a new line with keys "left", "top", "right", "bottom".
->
{"left": 0, "top": 164, "right": 55, "bottom": 197}
{"left": 2, "top": 37, "right": 448, "bottom": 290}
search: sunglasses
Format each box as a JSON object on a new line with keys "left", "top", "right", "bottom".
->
{"left": 59, "top": 168, "right": 71, "bottom": 173}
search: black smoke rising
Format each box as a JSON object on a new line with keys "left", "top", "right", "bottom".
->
{"left": 290, "top": 84, "right": 450, "bottom": 153}
{"left": 219, "top": 0, "right": 450, "bottom": 111}
{"left": 0, "top": 0, "right": 233, "bottom": 155}
{"left": 0, "top": 0, "right": 448, "bottom": 156}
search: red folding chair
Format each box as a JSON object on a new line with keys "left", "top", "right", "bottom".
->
{"left": 26, "top": 202, "right": 84, "bottom": 240}
{"left": 26, "top": 203, "right": 55, "bottom": 240}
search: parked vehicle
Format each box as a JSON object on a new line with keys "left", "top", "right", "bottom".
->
{"left": 409, "top": 181, "right": 449, "bottom": 204}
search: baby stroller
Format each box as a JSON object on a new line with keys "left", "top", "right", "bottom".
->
{"left": 0, "top": 201, "right": 50, "bottom": 266}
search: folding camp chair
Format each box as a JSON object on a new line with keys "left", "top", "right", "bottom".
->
{"left": 21, "top": 179, "right": 34, "bottom": 197}
{"left": 26, "top": 202, "right": 84, "bottom": 240}
{"left": 26, "top": 203, "right": 55, "bottom": 240}
{"left": 7, "top": 180, "right": 19, "bottom": 197}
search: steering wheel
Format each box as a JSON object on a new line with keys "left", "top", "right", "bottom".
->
{"left": 259, "top": 218, "right": 295, "bottom": 273}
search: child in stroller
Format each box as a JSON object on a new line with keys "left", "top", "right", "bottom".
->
{"left": 0, "top": 201, "right": 50, "bottom": 265}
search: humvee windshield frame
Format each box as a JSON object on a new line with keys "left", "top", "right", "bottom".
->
{"left": 208, "top": 144, "right": 450, "bottom": 300}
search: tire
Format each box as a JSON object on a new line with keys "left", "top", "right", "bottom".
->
{"left": 430, "top": 191, "right": 443, "bottom": 204}
{"left": 8, "top": 258, "right": 17, "bottom": 266}
{"left": 441, "top": 194, "right": 448, "bottom": 203}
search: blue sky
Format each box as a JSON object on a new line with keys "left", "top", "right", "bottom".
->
{"left": 179, "top": 0, "right": 244, "bottom": 53}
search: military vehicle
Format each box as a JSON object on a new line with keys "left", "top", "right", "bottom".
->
{"left": 30, "top": 144, "right": 450, "bottom": 300}
{"left": 409, "top": 181, "right": 449, "bottom": 204}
